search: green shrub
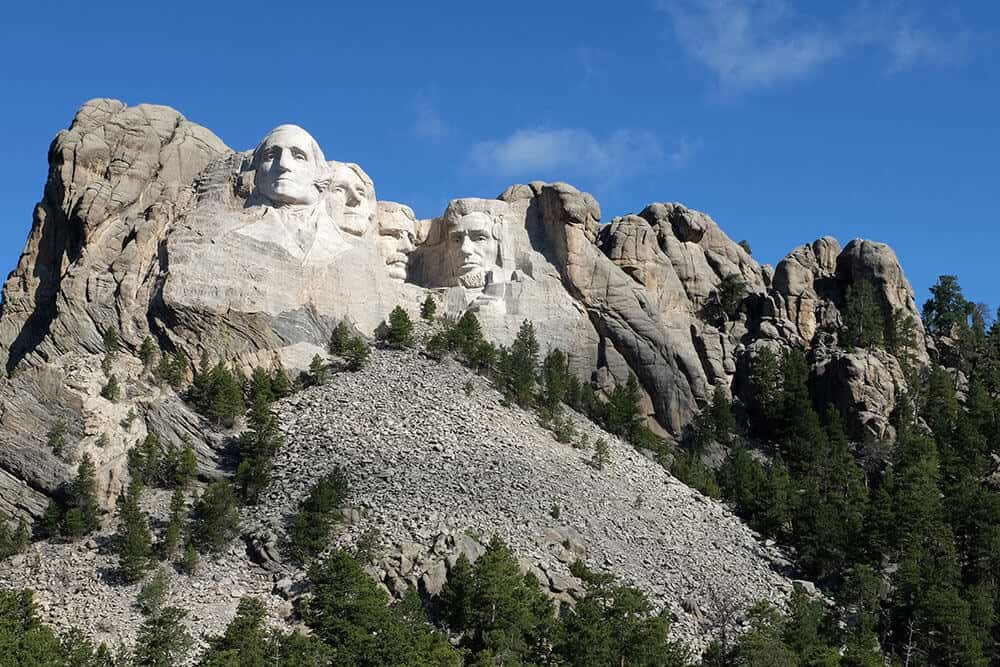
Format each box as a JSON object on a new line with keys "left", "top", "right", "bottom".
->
{"left": 420, "top": 294, "right": 437, "bottom": 321}
{"left": 290, "top": 470, "right": 350, "bottom": 562}
{"left": 189, "top": 481, "right": 239, "bottom": 553}
{"left": 100, "top": 374, "right": 121, "bottom": 402}
{"left": 114, "top": 479, "right": 153, "bottom": 583}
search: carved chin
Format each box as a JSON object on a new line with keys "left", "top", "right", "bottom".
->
{"left": 458, "top": 270, "right": 487, "bottom": 289}
{"left": 339, "top": 212, "right": 369, "bottom": 235}
{"left": 386, "top": 262, "right": 407, "bottom": 281}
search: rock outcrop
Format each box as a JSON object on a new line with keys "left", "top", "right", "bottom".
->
{"left": 1, "top": 347, "right": 795, "bottom": 653}
{"left": 0, "top": 99, "right": 931, "bottom": 520}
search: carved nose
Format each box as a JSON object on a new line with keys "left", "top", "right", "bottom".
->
{"left": 460, "top": 236, "right": 476, "bottom": 255}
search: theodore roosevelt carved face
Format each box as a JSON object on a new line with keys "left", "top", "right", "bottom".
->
{"left": 252, "top": 125, "right": 330, "bottom": 207}
{"left": 377, "top": 213, "right": 416, "bottom": 281}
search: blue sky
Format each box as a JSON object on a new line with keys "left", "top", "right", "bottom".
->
{"left": 1, "top": 1, "right": 997, "bottom": 310}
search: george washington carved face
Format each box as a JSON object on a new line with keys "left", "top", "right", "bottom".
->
{"left": 252, "top": 125, "right": 329, "bottom": 207}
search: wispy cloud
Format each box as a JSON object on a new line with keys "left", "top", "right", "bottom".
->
{"left": 469, "top": 128, "right": 669, "bottom": 183}
{"left": 669, "top": 136, "right": 698, "bottom": 168}
{"left": 662, "top": 1, "right": 971, "bottom": 94}
{"left": 412, "top": 95, "right": 448, "bottom": 140}
{"left": 575, "top": 46, "right": 611, "bottom": 86}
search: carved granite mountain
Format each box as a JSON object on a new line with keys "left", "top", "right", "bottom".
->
{"left": 0, "top": 98, "right": 929, "bottom": 520}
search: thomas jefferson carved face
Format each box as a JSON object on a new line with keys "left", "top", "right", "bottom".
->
{"left": 377, "top": 217, "right": 416, "bottom": 281}
{"left": 330, "top": 163, "right": 375, "bottom": 236}
{"left": 447, "top": 212, "right": 500, "bottom": 288}
{"left": 253, "top": 125, "right": 327, "bottom": 207}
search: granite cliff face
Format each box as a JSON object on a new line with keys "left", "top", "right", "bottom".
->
{"left": 0, "top": 98, "right": 928, "bottom": 519}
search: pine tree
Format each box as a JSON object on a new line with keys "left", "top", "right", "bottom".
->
{"left": 308, "top": 354, "right": 327, "bottom": 386}
{"left": 0, "top": 522, "right": 14, "bottom": 559}
{"left": 162, "top": 488, "right": 186, "bottom": 561}
{"left": 235, "top": 398, "right": 283, "bottom": 504}
{"left": 539, "top": 348, "right": 572, "bottom": 417}
{"left": 705, "top": 274, "right": 745, "bottom": 323}
{"left": 776, "top": 349, "right": 827, "bottom": 474}
{"left": 12, "top": 519, "right": 30, "bottom": 554}
{"left": 114, "top": 479, "right": 153, "bottom": 583}
{"left": 199, "top": 597, "right": 273, "bottom": 666}
{"left": 922, "top": 274, "right": 969, "bottom": 336}
{"left": 342, "top": 336, "right": 369, "bottom": 371}
{"left": 133, "top": 606, "right": 192, "bottom": 667}
{"left": 0, "top": 589, "right": 79, "bottom": 663}
{"left": 886, "top": 309, "right": 918, "bottom": 367}
{"left": 271, "top": 364, "right": 291, "bottom": 399}
{"left": 496, "top": 320, "right": 540, "bottom": 407}
{"left": 420, "top": 294, "right": 437, "bottom": 321}
{"left": 709, "top": 385, "right": 736, "bottom": 446}
{"left": 604, "top": 374, "right": 644, "bottom": 442}
{"left": 189, "top": 481, "right": 239, "bottom": 553}
{"left": 839, "top": 565, "right": 884, "bottom": 665}
{"left": 139, "top": 336, "right": 157, "bottom": 368}
{"left": 102, "top": 328, "right": 120, "bottom": 354}
{"left": 208, "top": 363, "right": 245, "bottom": 428}
{"left": 46, "top": 420, "right": 67, "bottom": 458}
{"left": 747, "top": 346, "right": 783, "bottom": 438}
{"left": 328, "top": 320, "right": 352, "bottom": 356}
{"left": 379, "top": 306, "right": 415, "bottom": 348}
{"left": 590, "top": 438, "right": 611, "bottom": 471}
{"left": 842, "top": 279, "right": 885, "bottom": 349}
{"left": 179, "top": 542, "right": 200, "bottom": 575}
{"left": 289, "top": 469, "right": 350, "bottom": 562}
{"left": 155, "top": 351, "right": 187, "bottom": 389}
{"left": 302, "top": 549, "right": 460, "bottom": 665}
{"left": 100, "top": 374, "right": 121, "bottom": 402}
{"left": 66, "top": 454, "right": 101, "bottom": 538}
{"left": 556, "top": 560, "right": 689, "bottom": 666}
{"left": 783, "top": 407, "right": 869, "bottom": 579}
{"left": 441, "top": 553, "right": 474, "bottom": 631}
{"left": 438, "top": 536, "right": 554, "bottom": 663}
{"left": 174, "top": 444, "right": 198, "bottom": 490}
{"left": 248, "top": 367, "right": 275, "bottom": 405}
{"left": 886, "top": 426, "right": 986, "bottom": 665}
{"left": 128, "top": 434, "right": 162, "bottom": 486}
{"left": 41, "top": 499, "right": 63, "bottom": 540}
{"left": 137, "top": 567, "right": 171, "bottom": 616}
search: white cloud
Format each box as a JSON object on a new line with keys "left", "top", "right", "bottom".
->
{"left": 469, "top": 128, "right": 669, "bottom": 182}
{"left": 412, "top": 95, "right": 448, "bottom": 140}
{"left": 669, "top": 136, "right": 698, "bottom": 168}
{"left": 575, "top": 46, "right": 611, "bottom": 86}
{"left": 668, "top": 0, "right": 843, "bottom": 92}
{"left": 663, "top": 1, "right": 970, "bottom": 94}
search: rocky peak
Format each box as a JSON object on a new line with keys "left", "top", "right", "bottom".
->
{"left": 0, "top": 100, "right": 932, "bottom": 523}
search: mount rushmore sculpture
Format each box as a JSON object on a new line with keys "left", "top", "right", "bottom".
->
{"left": 0, "top": 100, "right": 929, "bottom": 518}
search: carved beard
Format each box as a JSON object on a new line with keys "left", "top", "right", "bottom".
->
{"left": 458, "top": 270, "right": 487, "bottom": 289}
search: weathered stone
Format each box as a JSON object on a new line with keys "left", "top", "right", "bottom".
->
{"left": 420, "top": 559, "right": 448, "bottom": 597}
